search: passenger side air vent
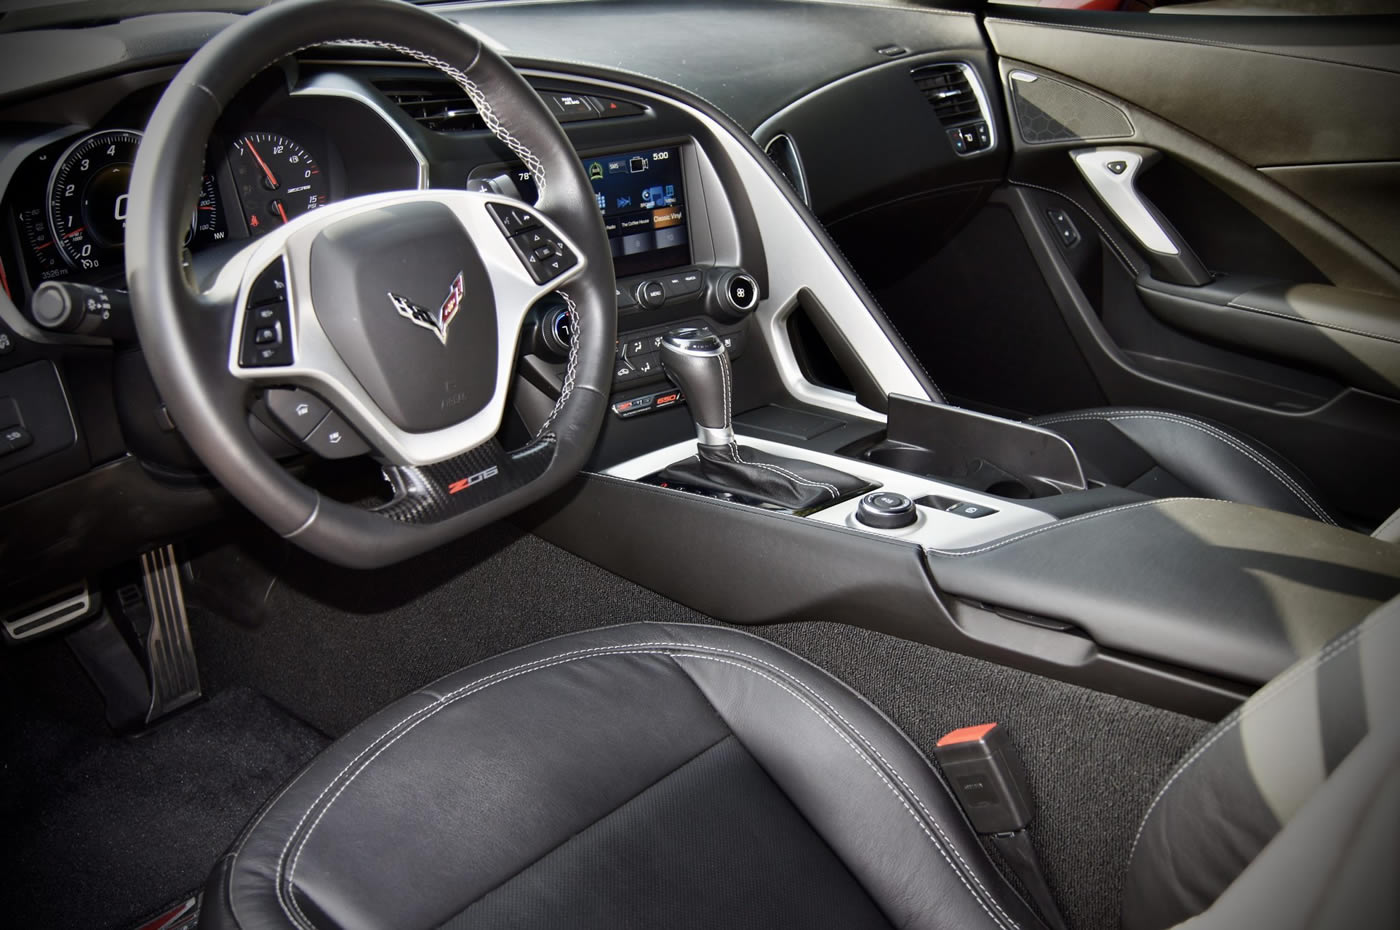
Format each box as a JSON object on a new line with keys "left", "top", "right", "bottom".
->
{"left": 763, "top": 133, "right": 811, "bottom": 207}
{"left": 912, "top": 63, "right": 993, "bottom": 157}
{"left": 375, "top": 79, "right": 486, "bottom": 132}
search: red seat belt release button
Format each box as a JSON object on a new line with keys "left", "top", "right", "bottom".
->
{"left": 933, "top": 722, "right": 1034, "bottom": 835}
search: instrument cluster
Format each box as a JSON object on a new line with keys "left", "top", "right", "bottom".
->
{"left": 1, "top": 121, "right": 336, "bottom": 299}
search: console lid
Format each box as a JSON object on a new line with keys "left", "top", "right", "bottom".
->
{"left": 925, "top": 499, "right": 1400, "bottom": 685}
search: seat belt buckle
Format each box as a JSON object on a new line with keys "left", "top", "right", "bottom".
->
{"left": 933, "top": 722, "right": 1034, "bottom": 836}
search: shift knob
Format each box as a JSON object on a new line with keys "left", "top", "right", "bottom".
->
{"left": 660, "top": 327, "right": 733, "bottom": 446}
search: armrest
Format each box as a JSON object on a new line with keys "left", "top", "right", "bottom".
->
{"left": 926, "top": 498, "right": 1400, "bottom": 685}
{"left": 1138, "top": 277, "right": 1400, "bottom": 396}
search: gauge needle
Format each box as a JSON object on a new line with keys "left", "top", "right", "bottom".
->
{"left": 274, "top": 202, "right": 289, "bottom": 224}
{"left": 245, "top": 138, "right": 279, "bottom": 189}
{"left": 63, "top": 227, "right": 85, "bottom": 239}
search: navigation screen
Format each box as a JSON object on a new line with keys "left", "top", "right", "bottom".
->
{"left": 582, "top": 145, "right": 690, "bottom": 277}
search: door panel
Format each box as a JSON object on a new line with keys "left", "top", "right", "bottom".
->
{"left": 915, "top": 12, "right": 1400, "bottom": 524}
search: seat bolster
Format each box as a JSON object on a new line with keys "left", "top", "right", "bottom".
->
{"left": 660, "top": 624, "right": 1044, "bottom": 930}
{"left": 206, "top": 622, "right": 1042, "bottom": 930}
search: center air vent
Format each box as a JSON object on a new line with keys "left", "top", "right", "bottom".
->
{"left": 912, "top": 63, "right": 993, "bottom": 157}
{"left": 375, "top": 79, "right": 485, "bottom": 132}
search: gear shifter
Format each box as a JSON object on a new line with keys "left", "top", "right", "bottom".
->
{"left": 659, "top": 328, "right": 735, "bottom": 446}
{"left": 658, "top": 327, "right": 871, "bottom": 511}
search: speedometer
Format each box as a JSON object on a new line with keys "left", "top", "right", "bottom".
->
{"left": 46, "top": 128, "right": 142, "bottom": 271}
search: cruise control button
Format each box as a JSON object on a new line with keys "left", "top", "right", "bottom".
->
{"left": 486, "top": 202, "right": 541, "bottom": 236}
{"left": 304, "top": 412, "right": 370, "bottom": 459}
{"left": 253, "top": 325, "right": 279, "bottom": 345}
{"left": 265, "top": 388, "right": 330, "bottom": 440}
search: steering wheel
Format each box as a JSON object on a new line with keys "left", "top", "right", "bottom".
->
{"left": 125, "top": 0, "right": 616, "bottom": 568}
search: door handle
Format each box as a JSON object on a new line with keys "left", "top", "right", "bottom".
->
{"left": 1071, "top": 147, "right": 1211, "bottom": 286}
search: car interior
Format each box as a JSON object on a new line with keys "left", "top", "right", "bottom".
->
{"left": 1, "top": 0, "right": 1398, "bottom": 928}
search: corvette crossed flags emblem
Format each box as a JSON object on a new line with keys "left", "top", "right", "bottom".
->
{"left": 387, "top": 271, "right": 465, "bottom": 345}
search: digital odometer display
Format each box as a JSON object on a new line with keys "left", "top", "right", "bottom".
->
{"left": 582, "top": 146, "right": 689, "bottom": 277}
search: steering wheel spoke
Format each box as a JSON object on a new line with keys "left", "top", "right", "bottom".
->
{"left": 212, "top": 189, "right": 586, "bottom": 467}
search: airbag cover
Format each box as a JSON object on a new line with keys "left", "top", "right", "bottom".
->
{"left": 310, "top": 202, "right": 496, "bottom": 432}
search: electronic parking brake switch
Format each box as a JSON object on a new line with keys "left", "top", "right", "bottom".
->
{"left": 934, "top": 723, "right": 1068, "bottom": 930}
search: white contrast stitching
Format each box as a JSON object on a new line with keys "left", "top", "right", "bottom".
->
{"left": 1125, "top": 625, "right": 1366, "bottom": 866}
{"left": 712, "top": 351, "right": 839, "bottom": 499}
{"left": 532, "top": 289, "right": 579, "bottom": 439}
{"left": 1008, "top": 180, "right": 1141, "bottom": 276}
{"left": 274, "top": 641, "right": 1020, "bottom": 930}
{"left": 1226, "top": 300, "right": 1400, "bottom": 345}
{"left": 339, "top": 39, "right": 548, "bottom": 195}
{"left": 1031, "top": 410, "right": 1335, "bottom": 524}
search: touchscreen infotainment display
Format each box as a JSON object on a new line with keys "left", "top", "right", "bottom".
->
{"left": 582, "top": 145, "right": 690, "bottom": 277}
{"left": 485, "top": 144, "right": 691, "bottom": 279}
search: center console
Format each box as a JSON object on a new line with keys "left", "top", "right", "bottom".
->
{"left": 502, "top": 78, "right": 1400, "bottom": 723}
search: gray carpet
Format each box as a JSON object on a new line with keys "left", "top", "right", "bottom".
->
{"left": 0, "top": 685, "right": 327, "bottom": 930}
{"left": 186, "top": 521, "right": 1211, "bottom": 930}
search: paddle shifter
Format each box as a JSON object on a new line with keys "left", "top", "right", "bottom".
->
{"left": 657, "top": 327, "right": 870, "bottom": 511}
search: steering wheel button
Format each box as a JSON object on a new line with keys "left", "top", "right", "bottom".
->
{"left": 248, "top": 260, "right": 288, "bottom": 307}
{"left": 265, "top": 388, "right": 330, "bottom": 440}
{"left": 486, "top": 202, "right": 540, "bottom": 236}
{"left": 304, "top": 412, "right": 369, "bottom": 459}
{"left": 253, "top": 325, "right": 279, "bottom": 345}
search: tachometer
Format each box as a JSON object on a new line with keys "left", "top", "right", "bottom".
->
{"left": 46, "top": 128, "right": 142, "bottom": 271}
{"left": 229, "top": 133, "right": 329, "bottom": 235}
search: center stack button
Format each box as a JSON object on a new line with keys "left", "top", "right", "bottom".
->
{"left": 636, "top": 279, "right": 666, "bottom": 309}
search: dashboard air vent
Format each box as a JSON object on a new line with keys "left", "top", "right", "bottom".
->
{"left": 763, "top": 133, "right": 810, "bottom": 207}
{"left": 375, "top": 79, "right": 486, "bottom": 132}
{"left": 913, "top": 64, "right": 979, "bottom": 125}
{"left": 912, "top": 63, "right": 993, "bottom": 157}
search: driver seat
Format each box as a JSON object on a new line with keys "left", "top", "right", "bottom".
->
{"left": 200, "top": 601, "right": 1399, "bottom": 930}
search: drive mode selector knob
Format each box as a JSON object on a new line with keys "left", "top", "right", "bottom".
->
{"left": 856, "top": 491, "right": 917, "bottom": 529}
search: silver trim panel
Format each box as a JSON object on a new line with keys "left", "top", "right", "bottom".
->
{"left": 601, "top": 435, "right": 1052, "bottom": 551}
{"left": 1071, "top": 148, "right": 1179, "bottom": 255}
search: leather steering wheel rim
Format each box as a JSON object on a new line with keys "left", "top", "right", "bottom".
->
{"left": 125, "top": 0, "right": 615, "bottom": 568}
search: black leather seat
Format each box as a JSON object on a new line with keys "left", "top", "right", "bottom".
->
{"left": 202, "top": 606, "right": 1398, "bottom": 929}
{"left": 1028, "top": 407, "right": 1339, "bottom": 526}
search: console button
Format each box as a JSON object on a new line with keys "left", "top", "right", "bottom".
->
{"left": 304, "top": 412, "right": 370, "bottom": 459}
{"left": 615, "top": 283, "right": 637, "bottom": 309}
{"left": 547, "top": 93, "right": 597, "bottom": 121}
{"left": 856, "top": 491, "right": 917, "bottom": 529}
{"left": 630, "top": 353, "right": 661, "bottom": 379}
{"left": 610, "top": 394, "right": 654, "bottom": 418}
{"left": 2, "top": 425, "right": 32, "bottom": 453}
{"left": 724, "top": 273, "right": 759, "bottom": 313}
{"left": 948, "top": 501, "right": 998, "bottom": 519}
{"left": 591, "top": 96, "right": 645, "bottom": 118}
{"left": 265, "top": 388, "right": 330, "bottom": 440}
{"left": 486, "top": 202, "right": 541, "bottom": 236}
{"left": 717, "top": 330, "right": 746, "bottom": 358}
{"left": 636, "top": 280, "right": 666, "bottom": 309}
{"left": 663, "top": 269, "right": 704, "bottom": 298}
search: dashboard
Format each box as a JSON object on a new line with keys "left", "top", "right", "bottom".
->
{"left": 0, "top": 1, "right": 1004, "bottom": 596}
